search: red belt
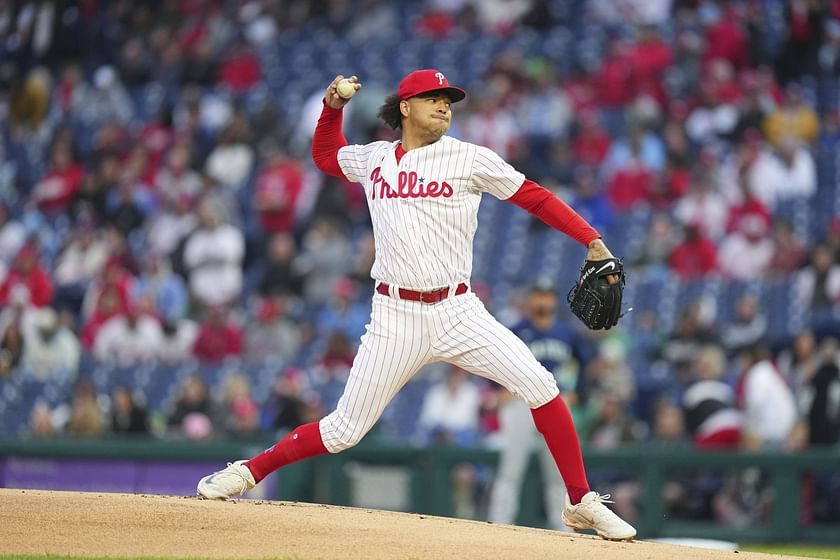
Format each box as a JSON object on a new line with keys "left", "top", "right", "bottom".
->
{"left": 376, "top": 282, "right": 468, "bottom": 304}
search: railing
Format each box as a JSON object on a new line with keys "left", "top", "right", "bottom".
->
{"left": 1, "top": 438, "right": 838, "bottom": 543}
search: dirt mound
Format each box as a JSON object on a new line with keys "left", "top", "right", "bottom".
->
{"left": 0, "top": 489, "right": 797, "bottom": 559}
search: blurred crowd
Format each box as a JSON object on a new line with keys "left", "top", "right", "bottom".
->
{"left": 1, "top": 0, "right": 840, "bottom": 507}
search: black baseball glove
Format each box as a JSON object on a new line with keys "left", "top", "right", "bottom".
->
{"left": 567, "top": 257, "right": 625, "bottom": 330}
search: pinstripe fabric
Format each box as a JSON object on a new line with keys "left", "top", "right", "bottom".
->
{"left": 320, "top": 135, "right": 556, "bottom": 454}
{"left": 338, "top": 141, "right": 389, "bottom": 183}
{"left": 431, "top": 293, "right": 559, "bottom": 408}
{"left": 320, "top": 294, "right": 433, "bottom": 452}
{"left": 319, "top": 292, "right": 560, "bottom": 453}
{"left": 335, "top": 137, "right": 524, "bottom": 290}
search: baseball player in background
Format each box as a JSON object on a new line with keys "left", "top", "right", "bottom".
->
{"left": 488, "top": 280, "right": 591, "bottom": 530}
{"left": 197, "top": 69, "right": 636, "bottom": 541}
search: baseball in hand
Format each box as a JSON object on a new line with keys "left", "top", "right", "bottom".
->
{"left": 336, "top": 79, "right": 356, "bottom": 99}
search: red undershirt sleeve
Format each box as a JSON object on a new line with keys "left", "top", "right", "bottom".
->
{"left": 507, "top": 179, "right": 601, "bottom": 247}
{"left": 311, "top": 101, "right": 349, "bottom": 179}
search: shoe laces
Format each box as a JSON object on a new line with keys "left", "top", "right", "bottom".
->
{"left": 221, "top": 462, "right": 250, "bottom": 494}
{"left": 590, "top": 493, "right": 614, "bottom": 505}
{"left": 583, "top": 493, "right": 624, "bottom": 524}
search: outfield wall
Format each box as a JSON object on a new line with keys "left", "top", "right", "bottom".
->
{"left": 1, "top": 438, "right": 837, "bottom": 543}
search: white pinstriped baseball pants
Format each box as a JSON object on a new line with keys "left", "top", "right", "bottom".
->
{"left": 319, "top": 290, "right": 560, "bottom": 453}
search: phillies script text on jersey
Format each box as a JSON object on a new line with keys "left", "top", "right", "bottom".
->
{"left": 337, "top": 136, "right": 524, "bottom": 290}
{"left": 370, "top": 167, "right": 454, "bottom": 200}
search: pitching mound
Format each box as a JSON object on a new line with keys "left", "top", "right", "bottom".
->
{"left": 0, "top": 489, "right": 798, "bottom": 559}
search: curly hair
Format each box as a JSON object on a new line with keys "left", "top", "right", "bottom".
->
{"left": 377, "top": 93, "right": 403, "bottom": 130}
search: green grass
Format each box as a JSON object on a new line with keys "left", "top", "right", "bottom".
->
{"left": 739, "top": 545, "right": 840, "bottom": 559}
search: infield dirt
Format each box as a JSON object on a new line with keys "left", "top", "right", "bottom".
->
{"left": 0, "top": 488, "right": 804, "bottom": 559}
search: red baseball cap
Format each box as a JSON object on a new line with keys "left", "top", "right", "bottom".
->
{"left": 397, "top": 69, "right": 466, "bottom": 103}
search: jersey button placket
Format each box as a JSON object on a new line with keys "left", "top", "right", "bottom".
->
{"left": 397, "top": 151, "right": 413, "bottom": 232}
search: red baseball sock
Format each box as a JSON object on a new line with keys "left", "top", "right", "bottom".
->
{"left": 531, "top": 395, "right": 591, "bottom": 504}
{"left": 245, "top": 421, "right": 329, "bottom": 483}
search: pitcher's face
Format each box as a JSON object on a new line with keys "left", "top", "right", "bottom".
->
{"left": 402, "top": 92, "right": 452, "bottom": 140}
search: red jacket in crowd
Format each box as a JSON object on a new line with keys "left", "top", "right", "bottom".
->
{"left": 0, "top": 246, "right": 53, "bottom": 307}
{"left": 670, "top": 229, "right": 719, "bottom": 279}
{"left": 192, "top": 319, "right": 243, "bottom": 363}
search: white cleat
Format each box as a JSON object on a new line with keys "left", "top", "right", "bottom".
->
{"left": 562, "top": 491, "right": 637, "bottom": 541}
{"left": 197, "top": 460, "right": 256, "bottom": 500}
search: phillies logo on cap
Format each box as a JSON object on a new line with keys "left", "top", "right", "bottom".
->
{"left": 398, "top": 69, "right": 467, "bottom": 103}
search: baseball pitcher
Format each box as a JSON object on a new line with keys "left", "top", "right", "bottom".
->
{"left": 197, "top": 69, "right": 634, "bottom": 541}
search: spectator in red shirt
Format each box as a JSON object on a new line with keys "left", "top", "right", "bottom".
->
{"left": 630, "top": 25, "right": 674, "bottom": 107}
{"left": 0, "top": 244, "right": 53, "bottom": 308}
{"left": 82, "top": 256, "right": 132, "bottom": 322}
{"left": 597, "top": 36, "right": 636, "bottom": 108}
{"left": 563, "top": 65, "right": 599, "bottom": 114}
{"left": 192, "top": 305, "right": 243, "bottom": 363}
{"left": 572, "top": 110, "right": 611, "bottom": 167}
{"left": 606, "top": 134, "right": 655, "bottom": 210}
{"left": 139, "top": 107, "right": 175, "bottom": 174}
{"left": 218, "top": 42, "right": 261, "bottom": 94}
{"left": 706, "top": 58, "right": 743, "bottom": 104}
{"left": 80, "top": 285, "right": 126, "bottom": 349}
{"left": 30, "top": 143, "right": 84, "bottom": 215}
{"left": 649, "top": 162, "right": 691, "bottom": 208}
{"left": 726, "top": 165, "right": 772, "bottom": 234}
{"left": 414, "top": 9, "right": 455, "bottom": 38}
{"left": 607, "top": 159, "right": 654, "bottom": 210}
{"left": 254, "top": 141, "right": 305, "bottom": 234}
{"left": 593, "top": 38, "right": 634, "bottom": 139}
{"left": 702, "top": 4, "right": 750, "bottom": 70}
{"left": 670, "top": 225, "right": 718, "bottom": 279}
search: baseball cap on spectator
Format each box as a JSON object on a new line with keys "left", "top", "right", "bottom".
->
{"left": 530, "top": 277, "right": 556, "bottom": 294}
{"left": 398, "top": 69, "right": 466, "bottom": 103}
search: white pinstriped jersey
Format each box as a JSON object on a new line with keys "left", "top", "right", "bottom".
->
{"left": 337, "top": 135, "right": 524, "bottom": 290}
